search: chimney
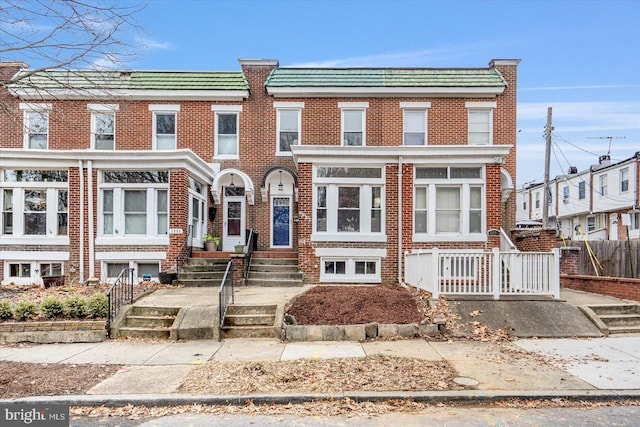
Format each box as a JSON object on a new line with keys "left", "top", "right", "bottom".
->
{"left": 599, "top": 154, "right": 611, "bottom": 165}
{"left": 567, "top": 166, "right": 578, "bottom": 174}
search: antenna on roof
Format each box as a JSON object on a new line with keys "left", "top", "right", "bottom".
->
{"left": 586, "top": 136, "right": 626, "bottom": 156}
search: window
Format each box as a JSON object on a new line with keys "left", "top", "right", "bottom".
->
{"left": 276, "top": 106, "right": 301, "bottom": 154}
{"left": 0, "top": 169, "right": 68, "bottom": 240}
{"left": 468, "top": 109, "right": 492, "bottom": 145}
{"left": 621, "top": 168, "right": 629, "bottom": 193}
{"left": 21, "top": 104, "right": 52, "bottom": 149}
{"left": 578, "top": 181, "right": 586, "bottom": 200}
{"left": 103, "top": 261, "right": 160, "bottom": 281}
{"left": 99, "top": 171, "right": 169, "bottom": 241}
{"left": 320, "top": 257, "right": 380, "bottom": 282}
{"left": 189, "top": 177, "right": 206, "bottom": 241}
{"left": 599, "top": 174, "right": 608, "bottom": 196}
{"left": 154, "top": 113, "right": 176, "bottom": 150}
{"left": 563, "top": 186, "right": 570, "bottom": 204}
{"left": 3, "top": 261, "right": 63, "bottom": 285}
{"left": 340, "top": 103, "right": 368, "bottom": 146}
{"left": 313, "top": 166, "right": 384, "bottom": 241}
{"left": 587, "top": 216, "right": 596, "bottom": 232}
{"left": 213, "top": 105, "right": 242, "bottom": 158}
{"left": 92, "top": 111, "right": 115, "bottom": 150}
{"left": 535, "top": 192, "right": 540, "bottom": 209}
{"left": 40, "top": 263, "right": 62, "bottom": 277}
{"left": 630, "top": 212, "right": 640, "bottom": 230}
{"left": 413, "top": 166, "right": 484, "bottom": 240}
{"left": 403, "top": 110, "right": 427, "bottom": 145}
{"left": 522, "top": 196, "right": 527, "bottom": 211}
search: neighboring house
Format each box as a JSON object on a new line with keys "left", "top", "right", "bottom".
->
{"left": 0, "top": 58, "right": 520, "bottom": 285}
{"left": 516, "top": 153, "right": 640, "bottom": 241}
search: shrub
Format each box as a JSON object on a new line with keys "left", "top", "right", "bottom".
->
{"left": 39, "top": 296, "right": 65, "bottom": 318}
{"left": 13, "top": 299, "right": 37, "bottom": 321}
{"left": 87, "top": 292, "right": 109, "bottom": 318}
{"left": 0, "top": 299, "right": 13, "bottom": 320}
{"left": 63, "top": 294, "right": 88, "bottom": 318}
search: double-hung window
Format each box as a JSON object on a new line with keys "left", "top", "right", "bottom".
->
{"left": 620, "top": 168, "right": 629, "bottom": 193}
{"left": 313, "top": 166, "right": 385, "bottom": 242}
{"left": 213, "top": 105, "right": 242, "bottom": 158}
{"left": 150, "top": 105, "right": 179, "bottom": 150}
{"left": 99, "top": 171, "right": 169, "bottom": 244}
{"left": 413, "top": 166, "right": 485, "bottom": 241}
{"left": 339, "top": 102, "right": 368, "bottom": 146}
{"left": 275, "top": 102, "right": 303, "bottom": 155}
{"left": 88, "top": 104, "right": 118, "bottom": 150}
{"left": 578, "top": 181, "right": 586, "bottom": 199}
{"left": 21, "top": 103, "right": 52, "bottom": 149}
{"left": 466, "top": 102, "right": 495, "bottom": 145}
{"left": 563, "top": 186, "right": 570, "bottom": 203}
{"left": 401, "top": 102, "right": 430, "bottom": 145}
{"left": 0, "top": 170, "right": 68, "bottom": 243}
{"left": 599, "top": 174, "right": 608, "bottom": 196}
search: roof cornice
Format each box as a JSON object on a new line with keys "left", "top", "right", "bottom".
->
{"left": 267, "top": 86, "right": 505, "bottom": 98}
{"left": 8, "top": 88, "right": 249, "bottom": 101}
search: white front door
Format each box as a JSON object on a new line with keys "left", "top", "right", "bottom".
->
{"left": 610, "top": 213, "right": 619, "bottom": 240}
{"left": 223, "top": 195, "right": 245, "bottom": 251}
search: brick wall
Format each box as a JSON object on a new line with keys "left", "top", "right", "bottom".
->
{"left": 511, "top": 228, "right": 559, "bottom": 252}
{"left": 559, "top": 247, "right": 580, "bottom": 275}
{"left": 561, "top": 274, "right": 640, "bottom": 302}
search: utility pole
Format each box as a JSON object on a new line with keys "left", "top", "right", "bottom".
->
{"left": 543, "top": 107, "right": 552, "bottom": 228}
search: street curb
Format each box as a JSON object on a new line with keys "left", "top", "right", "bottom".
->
{"left": 3, "top": 390, "right": 640, "bottom": 407}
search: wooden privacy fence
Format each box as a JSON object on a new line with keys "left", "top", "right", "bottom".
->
{"left": 572, "top": 240, "right": 639, "bottom": 279}
{"left": 405, "top": 248, "right": 560, "bottom": 300}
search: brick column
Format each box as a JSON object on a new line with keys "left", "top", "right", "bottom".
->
{"left": 560, "top": 247, "right": 580, "bottom": 276}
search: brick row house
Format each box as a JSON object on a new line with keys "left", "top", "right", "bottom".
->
{"left": 0, "top": 58, "right": 520, "bottom": 286}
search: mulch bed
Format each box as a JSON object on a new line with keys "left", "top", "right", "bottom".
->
{"left": 285, "top": 285, "right": 422, "bottom": 325}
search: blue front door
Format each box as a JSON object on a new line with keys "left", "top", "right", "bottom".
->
{"left": 272, "top": 197, "right": 290, "bottom": 247}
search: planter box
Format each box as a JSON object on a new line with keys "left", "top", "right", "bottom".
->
{"left": 158, "top": 272, "right": 177, "bottom": 284}
{"left": 42, "top": 275, "right": 65, "bottom": 288}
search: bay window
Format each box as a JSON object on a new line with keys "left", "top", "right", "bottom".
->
{"left": 98, "top": 171, "right": 169, "bottom": 243}
{"left": 414, "top": 166, "right": 485, "bottom": 241}
{"left": 313, "top": 166, "right": 385, "bottom": 241}
{"left": 0, "top": 170, "right": 68, "bottom": 242}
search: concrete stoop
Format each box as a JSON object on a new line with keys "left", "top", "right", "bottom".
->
{"left": 221, "top": 304, "right": 280, "bottom": 338}
{"left": 246, "top": 257, "right": 303, "bottom": 287}
{"left": 115, "top": 306, "right": 179, "bottom": 339}
{"left": 580, "top": 304, "right": 640, "bottom": 335}
{"left": 178, "top": 257, "right": 230, "bottom": 287}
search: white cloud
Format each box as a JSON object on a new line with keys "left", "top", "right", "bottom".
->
{"left": 136, "top": 37, "right": 172, "bottom": 50}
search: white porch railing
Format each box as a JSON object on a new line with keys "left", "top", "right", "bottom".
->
{"left": 405, "top": 248, "right": 560, "bottom": 300}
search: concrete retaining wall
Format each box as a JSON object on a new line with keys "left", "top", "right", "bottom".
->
{"left": 283, "top": 322, "right": 439, "bottom": 341}
{"left": 0, "top": 320, "right": 106, "bottom": 343}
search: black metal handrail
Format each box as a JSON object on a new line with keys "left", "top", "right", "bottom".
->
{"left": 106, "top": 267, "right": 135, "bottom": 335}
{"left": 219, "top": 260, "right": 234, "bottom": 329}
{"left": 244, "top": 228, "right": 256, "bottom": 284}
{"left": 176, "top": 224, "right": 193, "bottom": 276}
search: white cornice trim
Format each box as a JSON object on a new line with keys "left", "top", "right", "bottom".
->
{"left": 291, "top": 145, "right": 512, "bottom": 164}
{"left": 149, "top": 104, "right": 181, "bottom": 111}
{"left": 0, "top": 148, "right": 217, "bottom": 183}
{"left": 267, "top": 86, "right": 505, "bottom": 98}
{"left": 19, "top": 102, "right": 52, "bottom": 110}
{"left": 466, "top": 101, "right": 497, "bottom": 108}
{"left": 211, "top": 104, "right": 243, "bottom": 112}
{"left": 338, "top": 101, "right": 369, "bottom": 108}
{"left": 87, "top": 103, "right": 119, "bottom": 111}
{"left": 400, "top": 102, "right": 432, "bottom": 109}
{"left": 273, "top": 101, "right": 305, "bottom": 109}
{"left": 9, "top": 88, "right": 249, "bottom": 101}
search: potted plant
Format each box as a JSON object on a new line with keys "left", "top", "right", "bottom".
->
{"left": 203, "top": 233, "right": 220, "bottom": 251}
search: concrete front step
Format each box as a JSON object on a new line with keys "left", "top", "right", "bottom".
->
{"left": 224, "top": 314, "right": 276, "bottom": 326}
{"left": 179, "top": 272, "right": 227, "bottom": 280}
{"left": 589, "top": 305, "right": 639, "bottom": 315}
{"left": 250, "top": 264, "right": 300, "bottom": 273}
{"left": 221, "top": 325, "right": 276, "bottom": 338}
{"left": 118, "top": 327, "right": 172, "bottom": 339}
{"left": 125, "top": 315, "right": 175, "bottom": 328}
{"left": 248, "top": 271, "right": 303, "bottom": 280}
{"left": 177, "top": 279, "right": 223, "bottom": 287}
{"left": 599, "top": 314, "right": 640, "bottom": 327}
{"left": 184, "top": 258, "right": 231, "bottom": 267}
{"left": 251, "top": 258, "right": 298, "bottom": 266}
{"left": 226, "top": 304, "right": 277, "bottom": 315}
{"left": 246, "top": 278, "right": 302, "bottom": 287}
{"left": 130, "top": 306, "right": 179, "bottom": 317}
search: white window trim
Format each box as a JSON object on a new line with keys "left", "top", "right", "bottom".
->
{"left": 599, "top": 174, "right": 608, "bottom": 197}
{"left": 90, "top": 110, "right": 116, "bottom": 150}
{"left": 275, "top": 107, "right": 302, "bottom": 156}
{"left": 311, "top": 166, "right": 386, "bottom": 242}
{"left": 212, "top": 106, "right": 241, "bottom": 159}
{"left": 88, "top": 104, "right": 120, "bottom": 112}
{"left": 152, "top": 110, "right": 177, "bottom": 150}
{"left": 149, "top": 104, "right": 180, "bottom": 112}
{"left": 402, "top": 106, "right": 429, "bottom": 146}
{"left": 412, "top": 166, "right": 486, "bottom": 243}
{"left": 620, "top": 168, "right": 629, "bottom": 193}
{"left": 21, "top": 104, "right": 51, "bottom": 150}
{"left": 2, "top": 254, "right": 68, "bottom": 285}
{"left": 100, "top": 259, "right": 163, "bottom": 282}
{"left": 97, "top": 176, "right": 170, "bottom": 246}
{"left": 319, "top": 257, "right": 381, "bottom": 283}
{"left": 340, "top": 103, "right": 368, "bottom": 146}
{"left": 466, "top": 103, "right": 495, "bottom": 145}
{"left": 189, "top": 179, "right": 207, "bottom": 247}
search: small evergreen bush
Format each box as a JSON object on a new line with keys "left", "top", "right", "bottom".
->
{"left": 87, "top": 292, "right": 109, "bottom": 318}
{"left": 13, "top": 299, "right": 37, "bottom": 321}
{"left": 0, "top": 299, "right": 13, "bottom": 320}
{"left": 63, "top": 294, "right": 88, "bottom": 318}
{"left": 39, "top": 296, "right": 65, "bottom": 318}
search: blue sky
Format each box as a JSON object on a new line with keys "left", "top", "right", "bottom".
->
{"left": 19, "top": 0, "right": 640, "bottom": 186}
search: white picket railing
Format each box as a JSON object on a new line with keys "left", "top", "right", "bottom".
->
{"left": 405, "top": 248, "right": 560, "bottom": 300}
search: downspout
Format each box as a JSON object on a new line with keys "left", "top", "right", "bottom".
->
{"left": 397, "top": 156, "right": 403, "bottom": 284}
{"left": 78, "top": 160, "right": 84, "bottom": 282}
{"left": 87, "top": 160, "right": 95, "bottom": 279}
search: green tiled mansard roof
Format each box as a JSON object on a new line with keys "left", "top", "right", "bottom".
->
{"left": 129, "top": 72, "right": 248, "bottom": 90}
{"left": 265, "top": 68, "right": 506, "bottom": 88}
